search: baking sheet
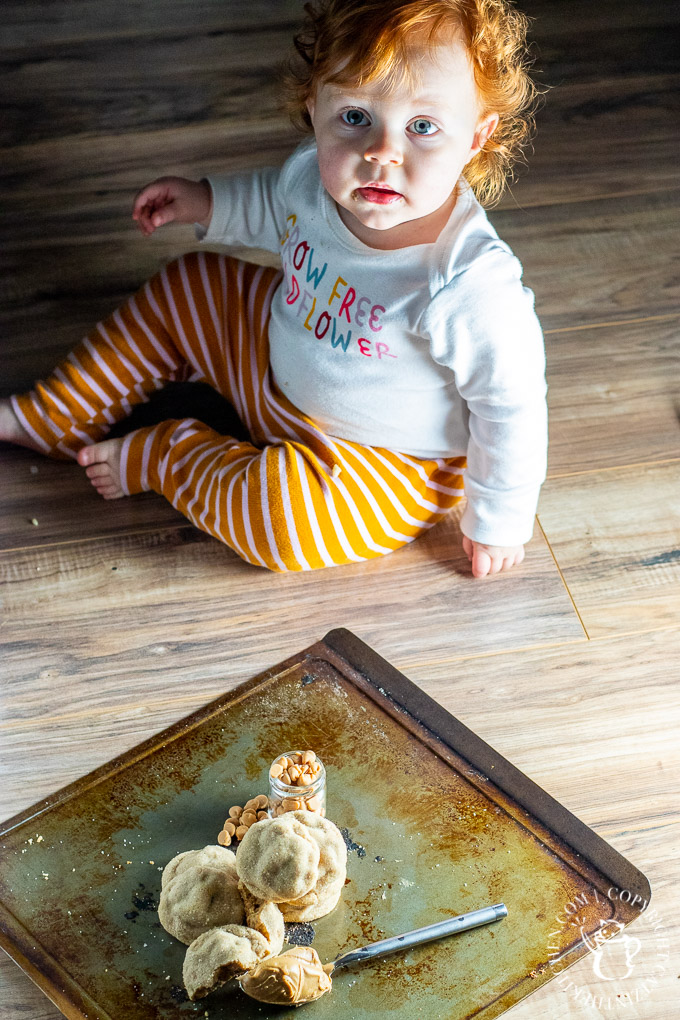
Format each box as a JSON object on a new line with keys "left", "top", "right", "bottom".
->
{"left": 0, "top": 628, "right": 650, "bottom": 1019}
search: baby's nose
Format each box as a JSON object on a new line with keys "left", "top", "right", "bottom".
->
{"left": 363, "top": 128, "right": 403, "bottom": 166}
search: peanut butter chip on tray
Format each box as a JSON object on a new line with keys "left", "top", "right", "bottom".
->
{"left": 218, "top": 795, "right": 269, "bottom": 845}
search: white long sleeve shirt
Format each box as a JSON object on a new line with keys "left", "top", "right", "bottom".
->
{"left": 201, "top": 142, "right": 547, "bottom": 546}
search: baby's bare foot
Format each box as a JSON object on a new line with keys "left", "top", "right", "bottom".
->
{"left": 0, "top": 397, "right": 45, "bottom": 452}
{"left": 78, "top": 438, "right": 125, "bottom": 499}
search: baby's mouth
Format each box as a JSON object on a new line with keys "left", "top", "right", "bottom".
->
{"left": 355, "top": 183, "right": 403, "bottom": 205}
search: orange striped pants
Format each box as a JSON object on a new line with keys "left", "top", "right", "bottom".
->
{"left": 13, "top": 253, "right": 466, "bottom": 571}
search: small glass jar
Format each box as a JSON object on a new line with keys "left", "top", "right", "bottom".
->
{"left": 268, "top": 750, "right": 326, "bottom": 819}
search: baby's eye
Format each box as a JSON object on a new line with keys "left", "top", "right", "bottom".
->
{"left": 409, "top": 118, "right": 438, "bottom": 136}
{"left": 341, "top": 108, "right": 369, "bottom": 127}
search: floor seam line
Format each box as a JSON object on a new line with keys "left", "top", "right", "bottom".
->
{"left": 536, "top": 515, "right": 590, "bottom": 640}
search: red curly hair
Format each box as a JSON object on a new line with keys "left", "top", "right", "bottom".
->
{"left": 283, "top": 0, "right": 538, "bottom": 205}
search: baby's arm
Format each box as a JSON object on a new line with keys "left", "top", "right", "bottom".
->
{"left": 462, "top": 537, "right": 525, "bottom": 579}
{"left": 132, "top": 176, "right": 213, "bottom": 236}
{"left": 423, "top": 250, "right": 547, "bottom": 581}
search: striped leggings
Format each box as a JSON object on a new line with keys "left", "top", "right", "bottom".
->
{"left": 13, "top": 253, "right": 466, "bottom": 571}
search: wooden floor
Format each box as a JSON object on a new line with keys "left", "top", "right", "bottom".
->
{"left": 1, "top": 2, "right": 679, "bottom": 1017}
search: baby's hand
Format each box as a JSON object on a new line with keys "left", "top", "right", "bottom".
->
{"left": 132, "top": 176, "right": 212, "bottom": 235}
{"left": 462, "top": 536, "right": 525, "bottom": 579}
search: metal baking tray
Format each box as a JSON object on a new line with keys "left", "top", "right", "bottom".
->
{"left": 0, "top": 628, "right": 650, "bottom": 1019}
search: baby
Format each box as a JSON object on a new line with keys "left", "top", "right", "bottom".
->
{"left": 0, "top": 0, "right": 547, "bottom": 578}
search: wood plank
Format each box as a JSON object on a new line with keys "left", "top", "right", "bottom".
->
{"left": 510, "top": 73, "right": 680, "bottom": 207}
{"left": 522, "top": 0, "right": 680, "bottom": 38}
{"left": 0, "top": 496, "right": 583, "bottom": 716}
{"left": 1, "top": 3, "right": 677, "bottom": 207}
{"left": 4, "top": 73, "right": 679, "bottom": 211}
{"left": 4, "top": 0, "right": 678, "bottom": 51}
{"left": 545, "top": 315, "right": 680, "bottom": 475}
{"left": 538, "top": 460, "right": 680, "bottom": 637}
{"left": 0, "top": 963, "right": 57, "bottom": 1020}
{"left": 0, "top": 235, "right": 281, "bottom": 397}
{"left": 2, "top": 1, "right": 305, "bottom": 48}
{"left": 527, "top": 12, "right": 680, "bottom": 83}
{"left": 490, "top": 189, "right": 680, "bottom": 330}
{"left": 0, "top": 222, "right": 277, "bottom": 310}
{"left": 0, "top": 120, "right": 299, "bottom": 198}
{"left": 0, "top": 238, "right": 275, "bottom": 398}
{"left": 0, "top": 25, "right": 299, "bottom": 148}
{"left": 0, "top": 124, "right": 294, "bottom": 395}
{"left": 0, "top": 445, "right": 186, "bottom": 547}
{"left": 514, "top": 0, "right": 680, "bottom": 210}
{"left": 538, "top": 12, "right": 680, "bottom": 76}
{"left": 415, "top": 629, "right": 680, "bottom": 826}
{"left": 0, "top": 187, "right": 288, "bottom": 256}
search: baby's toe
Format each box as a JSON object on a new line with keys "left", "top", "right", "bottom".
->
{"left": 92, "top": 479, "right": 123, "bottom": 499}
{"left": 78, "top": 441, "right": 114, "bottom": 466}
{"left": 85, "top": 463, "right": 110, "bottom": 480}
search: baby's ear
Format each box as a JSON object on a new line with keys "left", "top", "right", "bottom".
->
{"left": 472, "top": 112, "right": 499, "bottom": 155}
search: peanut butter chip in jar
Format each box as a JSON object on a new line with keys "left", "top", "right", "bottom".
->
{"left": 268, "top": 750, "right": 326, "bottom": 819}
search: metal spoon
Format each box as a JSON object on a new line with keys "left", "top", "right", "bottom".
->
{"left": 326, "top": 902, "right": 508, "bottom": 973}
{"left": 239, "top": 905, "right": 508, "bottom": 1006}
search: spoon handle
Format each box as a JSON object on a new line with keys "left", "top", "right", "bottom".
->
{"left": 330, "top": 903, "right": 507, "bottom": 971}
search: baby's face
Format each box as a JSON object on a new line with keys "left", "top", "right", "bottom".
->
{"left": 307, "top": 36, "right": 498, "bottom": 250}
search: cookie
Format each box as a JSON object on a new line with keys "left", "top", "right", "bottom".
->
{"left": 238, "top": 881, "right": 285, "bottom": 955}
{"left": 236, "top": 814, "right": 320, "bottom": 902}
{"left": 276, "top": 812, "right": 347, "bottom": 922}
{"left": 158, "top": 864, "right": 244, "bottom": 944}
{"left": 183, "top": 924, "right": 271, "bottom": 1000}
{"left": 161, "top": 844, "right": 237, "bottom": 890}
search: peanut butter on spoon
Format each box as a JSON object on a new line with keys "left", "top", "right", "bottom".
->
{"left": 239, "top": 946, "right": 332, "bottom": 1005}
